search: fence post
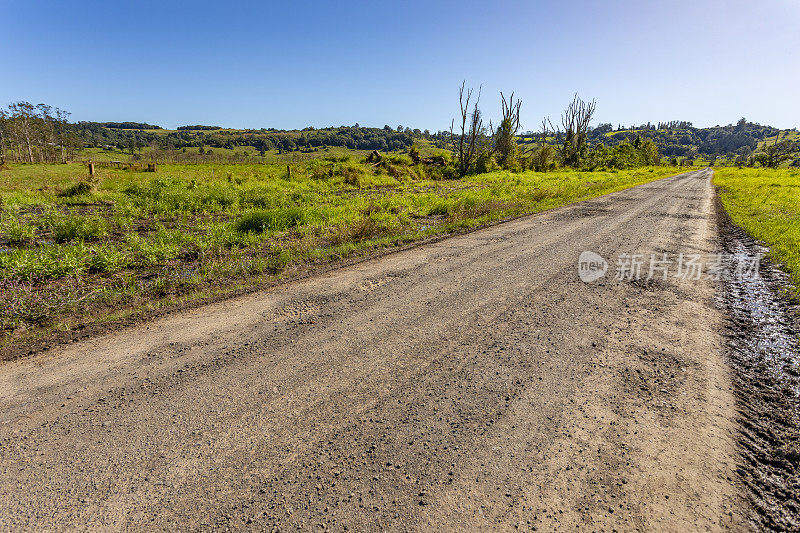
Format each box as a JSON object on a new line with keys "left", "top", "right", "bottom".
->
{"left": 88, "top": 162, "right": 95, "bottom": 176}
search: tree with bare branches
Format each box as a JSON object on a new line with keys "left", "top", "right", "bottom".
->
{"left": 755, "top": 131, "right": 798, "bottom": 168}
{"left": 450, "top": 82, "right": 484, "bottom": 177}
{"left": 493, "top": 92, "right": 522, "bottom": 170}
{"left": 0, "top": 102, "right": 78, "bottom": 163}
{"left": 527, "top": 117, "right": 557, "bottom": 172}
{"left": 559, "top": 94, "right": 596, "bottom": 167}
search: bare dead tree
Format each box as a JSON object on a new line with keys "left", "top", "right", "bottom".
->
{"left": 0, "top": 110, "right": 6, "bottom": 164}
{"left": 450, "top": 81, "right": 483, "bottom": 177}
{"left": 9, "top": 102, "right": 37, "bottom": 163}
{"left": 524, "top": 117, "right": 557, "bottom": 171}
{"left": 756, "top": 131, "right": 798, "bottom": 168}
{"left": 542, "top": 117, "right": 556, "bottom": 145}
{"left": 493, "top": 92, "right": 522, "bottom": 169}
{"left": 501, "top": 92, "right": 522, "bottom": 133}
{"left": 560, "top": 94, "right": 596, "bottom": 167}
{"left": 55, "top": 108, "right": 71, "bottom": 162}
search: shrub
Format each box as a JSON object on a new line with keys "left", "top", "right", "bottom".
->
{"left": 475, "top": 151, "right": 498, "bottom": 174}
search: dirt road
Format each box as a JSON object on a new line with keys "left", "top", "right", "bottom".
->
{"left": 0, "top": 169, "right": 747, "bottom": 530}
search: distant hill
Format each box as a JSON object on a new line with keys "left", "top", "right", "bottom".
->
{"left": 99, "top": 122, "right": 162, "bottom": 130}
{"left": 71, "top": 123, "right": 438, "bottom": 154}
{"left": 176, "top": 125, "right": 222, "bottom": 131}
{"left": 72, "top": 118, "right": 796, "bottom": 163}
{"left": 518, "top": 118, "right": 793, "bottom": 162}
{"left": 593, "top": 119, "right": 784, "bottom": 160}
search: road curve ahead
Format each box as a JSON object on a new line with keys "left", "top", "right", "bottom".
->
{"left": 0, "top": 169, "right": 746, "bottom": 531}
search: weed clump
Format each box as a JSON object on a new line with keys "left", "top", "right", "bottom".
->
{"left": 58, "top": 180, "right": 95, "bottom": 198}
{"left": 234, "top": 207, "right": 307, "bottom": 233}
{"left": 1, "top": 217, "right": 36, "bottom": 245}
{"left": 51, "top": 216, "right": 107, "bottom": 243}
{"left": 341, "top": 164, "right": 364, "bottom": 186}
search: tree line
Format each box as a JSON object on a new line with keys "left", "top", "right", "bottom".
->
{"left": 0, "top": 102, "right": 80, "bottom": 163}
{"left": 582, "top": 117, "right": 787, "bottom": 163}
{"left": 73, "top": 122, "right": 435, "bottom": 155}
{"left": 448, "top": 84, "right": 661, "bottom": 177}
{"left": 101, "top": 122, "right": 162, "bottom": 130}
{"left": 2, "top": 98, "right": 797, "bottom": 170}
{"left": 447, "top": 83, "right": 799, "bottom": 176}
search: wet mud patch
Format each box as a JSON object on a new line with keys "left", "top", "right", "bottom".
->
{"left": 716, "top": 201, "right": 800, "bottom": 531}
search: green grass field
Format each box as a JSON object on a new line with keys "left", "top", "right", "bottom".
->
{"left": 0, "top": 157, "right": 680, "bottom": 350}
{"left": 77, "top": 144, "right": 385, "bottom": 164}
{"left": 714, "top": 167, "right": 800, "bottom": 294}
{"left": 75, "top": 139, "right": 445, "bottom": 164}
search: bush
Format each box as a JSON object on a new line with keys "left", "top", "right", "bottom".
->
{"left": 475, "top": 151, "right": 498, "bottom": 174}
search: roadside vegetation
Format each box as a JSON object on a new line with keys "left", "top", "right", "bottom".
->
{"left": 0, "top": 158, "right": 678, "bottom": 351}
{"left": 714, "top": 168, "right": 800, "bottom": 295}
{"left": 2, "top": 101, "right": 797, "bottom": 169}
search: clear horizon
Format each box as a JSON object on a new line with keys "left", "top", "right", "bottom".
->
{"left": 2, "top": 0, "right": 798, "bottom": 131}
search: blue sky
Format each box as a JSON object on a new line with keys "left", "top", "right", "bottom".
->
{"left": 1, "top": 0, "right": 798, "bottom": 131}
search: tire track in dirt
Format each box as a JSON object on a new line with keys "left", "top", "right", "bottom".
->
{"left": 0, "top": 170, "right": 747, "bottom": 530}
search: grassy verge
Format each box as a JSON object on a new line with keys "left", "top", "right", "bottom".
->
{"left": 714, "top": 167, "right": 800, "bottom": 294}
{"left": 0, "top": 158, "right": 680, "bottom": 353}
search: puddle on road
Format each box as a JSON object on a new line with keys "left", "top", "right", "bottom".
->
{"left": 723, "top": 239, "right": 800, "bottom": 390}
{"left": 717, "top": 223, "right": 800, "bottom": 531}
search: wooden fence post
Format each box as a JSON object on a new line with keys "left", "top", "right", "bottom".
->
{"left": 88, "top": 162, "right": 95, "bottom": 176}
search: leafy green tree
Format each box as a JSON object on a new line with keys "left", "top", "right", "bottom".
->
{"left": 640, "top": 139, "right": 660, "bottom": 165}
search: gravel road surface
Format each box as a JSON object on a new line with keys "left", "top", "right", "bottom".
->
{"left": 0, "top": 169, "right": 747, "bottom": 530}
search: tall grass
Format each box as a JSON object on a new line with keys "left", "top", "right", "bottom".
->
{"left": 714, "top": 168, "right": 800, "bottom": 294}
